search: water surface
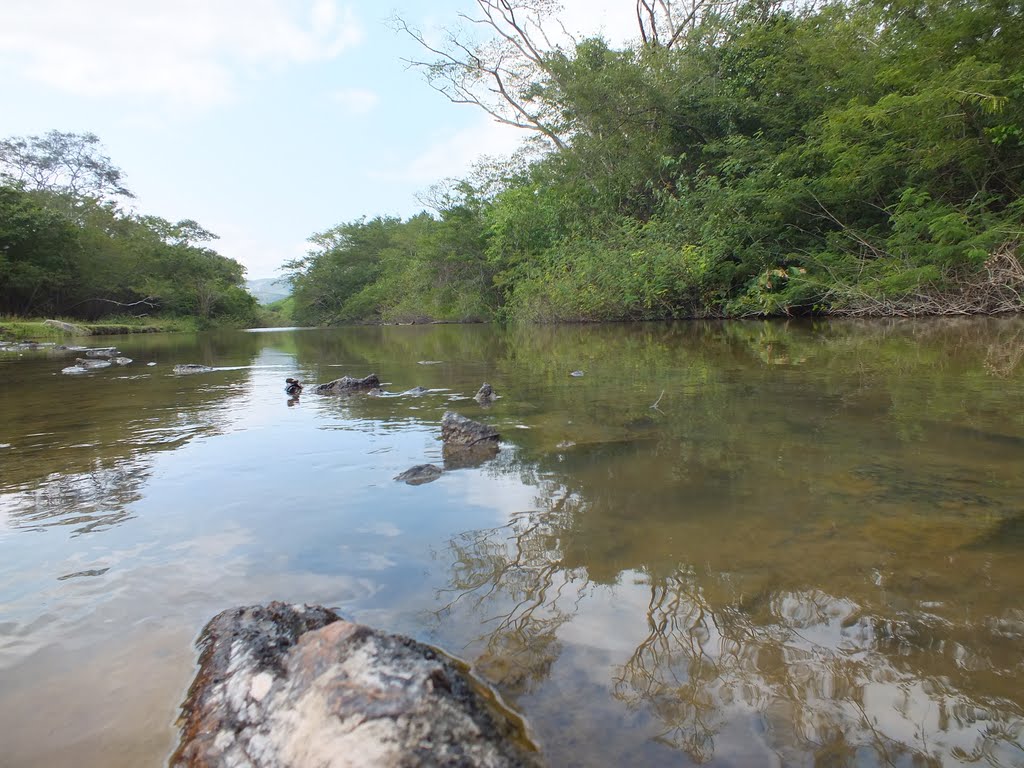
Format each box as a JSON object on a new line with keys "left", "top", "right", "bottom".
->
{"left": 1, "top": 319, "right": 1023, "bottom": 766}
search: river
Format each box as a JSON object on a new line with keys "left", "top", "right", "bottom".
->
{"left": 1, "top": 319, "right": 1023, "bottom": 766}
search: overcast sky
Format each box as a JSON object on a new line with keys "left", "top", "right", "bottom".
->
{"left": 0, "top": 1, "right": 638, "bottom": 278}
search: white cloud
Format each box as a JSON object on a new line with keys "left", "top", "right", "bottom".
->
{"left": 331, "top": 87, "right": 380, "bottom": 115}
{"left": 213, "top": 227, "right": 309, "bottom": 279}
{"left": 373, "top": 114, "right": 528, "bottom": 185}
{"left": 0, "top": 1, "right": 364, "bottom": 108}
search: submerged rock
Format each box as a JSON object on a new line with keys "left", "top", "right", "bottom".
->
{"left": 84, "top": 347, "right": 118, "bottom": 358}
{"left": 394, "top": 464, "right": 443, "bottom": 485}
{"left": 312, "top": 373, "right": 381, "bottom": 395}
{"left": 402, "top": 386, "right": 430, "bottom": 396}
{"left": 474, "top": 383, "right": 497, "bottom": 405}
{"left": 111, "top": 356, "right": 133, "bottom": 366}
{"left": 74, "top": 357, "right": 112, "bottom": 370}
{"left": 174, "top": 364, "right": 216, "bottom": 375}
{"left": 171, "top": 602, "right": 540, "bottom": 768}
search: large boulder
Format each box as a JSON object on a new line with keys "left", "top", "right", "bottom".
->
{"left": 171, "top": 602, "right": 540, "bottom": 768}
{"left": 312, "top": 373, "right": 381, "bottom": 395}
{"left": 43, "top": 319, "right": 91, "bottom": 335}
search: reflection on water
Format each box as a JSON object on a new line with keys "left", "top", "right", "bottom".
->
{"left": 1, "top": 319, "right": 1023, "bottom": 766}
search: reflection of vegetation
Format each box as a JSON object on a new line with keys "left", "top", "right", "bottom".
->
{"left": 434, "top": 484, "right": 589, "bottom": 699}
{"left": 0, "top": 332, "right": 262, "bottom": 533}
{"left": 414, "top": 318, "right": 1024, "bottom": 765}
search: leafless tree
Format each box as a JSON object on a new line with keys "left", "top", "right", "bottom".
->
{"left": 0, "top": 130, "right": 133, "bottom": 201}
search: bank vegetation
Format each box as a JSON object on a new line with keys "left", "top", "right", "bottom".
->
{"left": 288, "top": 0, "right": 1024, "bottom": 325}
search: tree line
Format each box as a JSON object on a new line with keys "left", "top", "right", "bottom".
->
{"left": 0, "top": 131, "right": 257, "bottom": 323}
{"left": 289, "top": 0, "right": 1024, "bottom": 325}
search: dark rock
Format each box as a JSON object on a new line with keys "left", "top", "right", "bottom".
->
{"left": 174, "top": 364, "right": 216, "bottom": 375}
{"left": 474, "top": 383, "right": 497, "bottom": 404}
{"left": 74, "top": 357, "right": 112, "bottom": 370}
{"left": 312, "top": 373, "right": 381, "bottom": 395}
{"left": 441, "top": 412, "right": 500, "bottom": 469}
{"left": 394, "top": 464, "right": 443, "bottom": 485}
{"left": 441, "top": 412, "right": 500, "bottom": 448}
{"left": 171, "top": 602, "right": 540, "bottom": 768}
{"left": 84, "top": 347, "right": 119, "bottom": 358}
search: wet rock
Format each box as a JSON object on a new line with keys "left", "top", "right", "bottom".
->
{"left": 569, "top": 370, "right": 585, "bottom": 378}
{"left": 74, "top": 358, "right": 112, "bottom": 370}
{"left": 84, "top": 347, "right": 119, "bottom": 358}
{"left": 402, "top": 386, "right": 430, "bottom": 396}
{"left": 474, "top": 383, "right": 497, "bottom": 404}
{"left": 1, "top": 341, "right": 55, "bottom": 352}
{"left": 441, "top": 412, "right": 500, "bottom": 468}
{"left": 171, "top": 602, "right": 540, "bottom": 768}
{"left": 174, "top": 364, "right": 216, "bottom": 375}
{"left": 43, "top": 319, "right": 91, "bottom": 335}
{"left": 61, "top": 365, "right": 89, "bottom": 375}
{"left": 442, "top": 412, "right": 500, "bottom": 448}
{"left": 147, "top": 362, "right": 157, "bottom": 367}
{"left": 312, "top": 373, "right": 381, "bottom": 395}
{"left": 417, "top": 360, "right": 443, "bottom": 365}
{"left": 394, "top": 464, "right": 443, "bottom": 485}
{"left": 111, "top": 356, "right": 133, "bottom": 366}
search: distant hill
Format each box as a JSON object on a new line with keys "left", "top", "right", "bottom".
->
{"left": 245, "top": 277, "right": 292, "bottom": 305}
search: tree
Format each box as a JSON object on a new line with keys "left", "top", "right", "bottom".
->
{"left": 0, "top": 130, "right": 134, "bottom": 202}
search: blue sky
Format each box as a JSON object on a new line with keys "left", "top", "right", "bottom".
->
{"left": 0, "top": 1, "right": 636, "bottom": 278}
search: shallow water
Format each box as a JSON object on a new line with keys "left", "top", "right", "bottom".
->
{"left": 1, "top": 318, "right": 1023, "bottom": 767}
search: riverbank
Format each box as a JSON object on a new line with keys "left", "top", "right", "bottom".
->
{"left": 0, "top": 316, "right": 201, "bottom": 341}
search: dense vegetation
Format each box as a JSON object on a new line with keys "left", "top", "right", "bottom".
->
{"left": 290, "top": 0, "right": 1024, "bottom": 325}
{"left": 0, "top": 131, "right": 258, "bottom": 325}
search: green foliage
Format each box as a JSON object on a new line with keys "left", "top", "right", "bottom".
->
{"left": 0, "top": 135, "right": 258, "bottom": 325}
{"left": 289, "top": 0, "right": 1024, "bottom": 323}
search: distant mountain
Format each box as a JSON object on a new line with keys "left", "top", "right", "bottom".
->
{"left": 245, "top": 277, "right": 292, "bottom": 305}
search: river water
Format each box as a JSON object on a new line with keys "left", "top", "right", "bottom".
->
{"left": 1, "top": 319, "right": 1023, "bottom": 767}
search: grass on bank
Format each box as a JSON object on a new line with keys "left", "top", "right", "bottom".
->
{"left": 0, "top": 315, "right": 202, "bottom": 341}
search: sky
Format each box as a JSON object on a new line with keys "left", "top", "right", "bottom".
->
{"left": 0, "top": 1, "right": 638, "bottom": 279}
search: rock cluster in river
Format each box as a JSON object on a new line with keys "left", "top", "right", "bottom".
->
{"left": 171, "top": 602, "right": 540, "bottom": 768}
{"left": 312, "top": 373, "right": 382, "bottom": 395}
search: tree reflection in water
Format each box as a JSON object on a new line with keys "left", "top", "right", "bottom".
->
{"left": 431, "top": 484, "right": 1024, "bottom": 766}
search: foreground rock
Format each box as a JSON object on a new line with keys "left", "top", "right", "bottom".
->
{"left": 312, "top": 373, "right": 381, "bottom": 395}
{"left": 394, "top": 464, "right": 443, "bottom": 485}
{"left": 171, "top": 603, "right": 540, "bottom": 768}
{"left": 441, "top": 412, "right": 500, "bottom": 468}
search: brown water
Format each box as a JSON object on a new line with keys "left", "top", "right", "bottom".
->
{"left": 1, "top": 319, "right": 1023, "bottom": 767}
